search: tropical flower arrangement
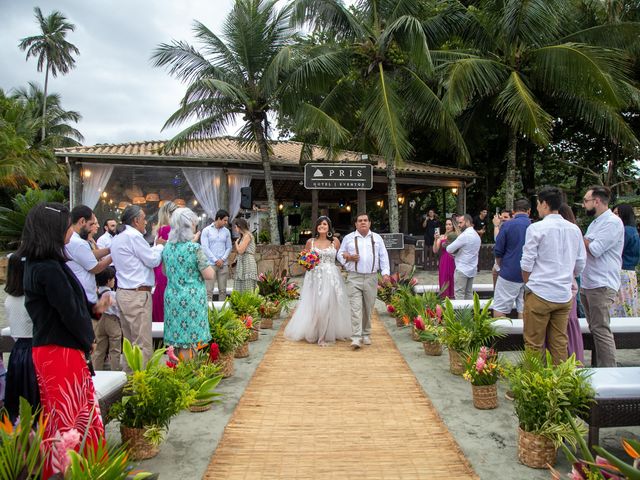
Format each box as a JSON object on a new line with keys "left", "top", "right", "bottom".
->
{"left": 377, "top": 267, "right": 417, "bottom": 303}
{"left": 226, "top": 289, "right": 262, "bottom": 318}
{"left": 257, "top": 270, "right": 289, "bottom": 300}
{"left": 208, "top": 307, "right": 249, "bottom": 354}
{"left": 462, "top": 346, "right": 501, "bottom": 386}
{"left": 414, "top": 311, "right": 444, "bottom": 342}
{"left": 0, "top": 399, "right": 152, "bottom": 479}
{"left": 283, "top": 280, "right": 300, "bottom": 300}
{"left": 259, "top": 299, "right": 280, "bottom": 319}
{"left": 439, "top": 295, "right": 504, "bottom": 353}
{"left": 298, "top": 248, "right": 320, "bottom": 271}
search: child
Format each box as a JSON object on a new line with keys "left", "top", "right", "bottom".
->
{"left": 92, "top": 267, "right": 122, "bottom": 370}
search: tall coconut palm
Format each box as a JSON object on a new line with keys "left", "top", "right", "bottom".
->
{"left": 435, "top": 0, "right": 640, "bottom": 209}
{"left": 152, "top": 0, "right": 306, "bottom": 244}
{"left": 12, "top": 82, "right": 83, "bottom": 147}
{"left": 18, "top": 7, "right": 79, "bottom": 141}
{"left": 290, "top": 0, "right": 469, "bottom": 232}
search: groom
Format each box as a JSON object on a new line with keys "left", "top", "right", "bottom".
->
{"left": 338, "top": 213, "right": 390, "bottom": 349}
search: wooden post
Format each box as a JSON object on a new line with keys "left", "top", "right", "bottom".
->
{"left": 357, "top": 190, "right": 366, "bottom": 215}
{"left": 401, "top": 193, "right": 409, "bottom": 233}
{"left": 311, "top": 189, "right": 318, "bottom": 224}
{"left": 458, "top": 184, "right": 465, "bottom": 214}
{"left": 442, "top": 188, "right": 447, "bottom": 217}
{"left": 219, "top": 169, "right": 229, "bottom": 212}
{"left": 69, "top": 160, "right": 82, "bottom": 208}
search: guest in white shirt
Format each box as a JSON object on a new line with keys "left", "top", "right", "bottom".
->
{"left": 200, "top": 209, "right": 232, "bottom": 301}
{"left": 580, "top": 185, "right": 624, "bottom": 367}
{"left": 96, "top": 218, "right": 117, "bottom": 250}
{"left": 446, "top": 214, "right": 481, "bottom": 300}
{"left": 521, "top": 186, "right": 586, "bottom": 365}
{"left": 65, "top": 206, "right": 112, "bottom": 306}
{"left": 111, "top": 205, "right": 166, "bottom": 366}
{"left": 338, "top": 213, "right": 390, "bottom": 349}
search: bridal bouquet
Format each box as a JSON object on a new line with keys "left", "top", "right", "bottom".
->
{"left": 298, "top": 249, "right": 320, "bottom": 271}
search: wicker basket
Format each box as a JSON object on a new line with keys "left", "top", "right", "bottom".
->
{"left": 471, "top": 384, "right": 498, "bottom": 410}
{"left": 422, "top": 341, "right": 443, "bottom": 356}
{"left": 235, "top": 342, "right": 249, "bottom": 358}
{"left": 188, "top": 401, "right": 212, "bottom": 413}
{"left": 120, "top": 426, "right": 160, "bottom": 460}
{"left": 260, "top": 317, "right": 274, "bottom": 329}
{"left": 217, "top": 351, "right": 235, "bottom": 378}
{"left": 517, "top": 427, "right": 557, "bottom": 469}
{"left": 411, "top": 327, "right": 421, "bottom": 342}
{"left": 448, "top": 349, "right": 464, "bottom": 375}
{"left": 249, "top": 328, "right": 259, "bottom": 342}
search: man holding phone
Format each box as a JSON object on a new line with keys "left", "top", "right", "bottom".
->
{"left": 200, "top": 209, "right": 232, "bottom": 301}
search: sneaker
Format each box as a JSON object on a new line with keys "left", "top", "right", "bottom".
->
{"left": 362, "top": 336, "right": 372, "bottom": 345}
{"left": 350, "top": 340, "right": 361, "bottom": 350}
{"left": 504, "top": 390, "right": 514, "bottom": 401}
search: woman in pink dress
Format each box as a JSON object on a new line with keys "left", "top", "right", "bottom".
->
{"left": 433, "top": 217, "right": 458, "bottom": 299}
{"left": 152, "top": 201, "right": 177, "bottom": 322}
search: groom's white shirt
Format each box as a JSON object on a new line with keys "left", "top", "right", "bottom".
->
{"left": 338, "top": 230, "right": 390, "bottom": 275}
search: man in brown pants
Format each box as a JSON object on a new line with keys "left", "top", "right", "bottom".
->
{"left": 520, "top": 187, "right": 586, "bottom": 364}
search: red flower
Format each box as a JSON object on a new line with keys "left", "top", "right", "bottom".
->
{"left": 414, "top": 316, "right": 425, "bottom": 330}
{"left": 166, "top": 360, "right": 177, "bottom": 369}
{"left": 410, "top": 278, "right": 418, "bottom": 286}
{"left": 387, "top": 304, "right": 396, "bottom": 313}
{"left": 209, "top": 343, "right": 220, "bottom": 362}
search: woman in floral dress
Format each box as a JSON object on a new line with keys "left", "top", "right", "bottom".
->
{"left": 163, "top": 208, "right": 214, "bottom": 355}
{"left": 233, "top": 218, "right": 258, "bottom": 292}
{"left": 610, "top": 204, "right": 640, "bottom": 317}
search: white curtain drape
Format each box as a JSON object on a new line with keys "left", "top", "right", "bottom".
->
{"left": 228, "top": 173, "right": 252, "bottom": 220}
{"left": 182, "top": 168, "right": 222, "bottom": 218}
{"left": 81, "top": 163, "right": 114, "bottom": 210}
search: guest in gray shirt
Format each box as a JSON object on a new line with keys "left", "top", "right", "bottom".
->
{"left": 580, "top": 185, "right": 624, "bottom": 367}
{"left": 200, "top": 209, "right": 232, "bottom": 301}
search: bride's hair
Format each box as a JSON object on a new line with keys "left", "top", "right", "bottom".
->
{"left": 314, "top": 216, "right": 335, "bottom": 239}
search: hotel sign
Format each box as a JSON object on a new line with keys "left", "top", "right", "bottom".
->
{"left": 303, "top": 163, "right": 373, "bottom": 190}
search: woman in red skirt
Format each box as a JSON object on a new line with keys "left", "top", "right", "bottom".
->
{"left": 21, "top": 202, "right": 109, "bottom": 478}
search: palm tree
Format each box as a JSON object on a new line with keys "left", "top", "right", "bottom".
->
{"left": 435, "top": 0, "right": 640, "bottom": 209}
{"left": 12, "top": 82, "right": 83, "bottom": 147}
{"left": 18, "top": 7, "right": 79, "bottom": 141}
{"left": 290, "top": 0, "right": 469, "bottom": 232}
{"left": 152, "top": 0, "right": 304, "bottom": 244}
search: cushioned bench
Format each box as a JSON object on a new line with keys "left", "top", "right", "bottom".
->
{"left": 585, "top": 367, "right": 640, "bottom": 447}
{"left": 492, "top": 318, "right": 640, "bottom": 366}
{"left": 414, "top": 283, "right": 494, "bottom": 294}
{"left": 93, "top": 370, "right": 127, "bottom": 420}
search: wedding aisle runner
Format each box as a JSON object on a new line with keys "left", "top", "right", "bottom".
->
{"left": 203, "top": 310, "right": 478, "bottom": 479}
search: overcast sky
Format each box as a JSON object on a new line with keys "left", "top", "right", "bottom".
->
{"left": 1, "top": 0, "right": 238, "bottom": 145}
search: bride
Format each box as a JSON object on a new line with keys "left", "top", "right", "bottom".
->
{"left": 285, "top": 216, "right": 352, "bottom": 346}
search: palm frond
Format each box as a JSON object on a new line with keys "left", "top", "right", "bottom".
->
{"left": 494, "top": 71, "right": 553, "bottom": 144}
{"left": 560, "top": 22, "right": 640, "bottom": 50}
{"left": 362, "top": 64, "right": 412, "bottom": 164}
{"left": 381, "top": 15, "right": 433, "bottom": 75}
{"left": 192, "top": 21, "right": 244, "bottom": 78}
{"left": 285, "top": 47, "right": 350, "bottom": 93}
{"left": 442, "top": 57, "right": 510, "bottom": 116}
{"left": 502, "top": 0, "right": 569, "bottom": 47}
{"left": 260, "top": 46, "right": 293, "bottom": 96}
{"left": 293, "top": 103, "right": 350, "bottom": 148}
{"left": 290, "top": 0, "right": 364, "bottom": 40}
{"left": 151, "top": 41, "right": 222, "bottom": 83}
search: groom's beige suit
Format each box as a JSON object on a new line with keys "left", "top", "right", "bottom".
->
{"left": 338, "top": 229, "right": 390, "bottom": 345}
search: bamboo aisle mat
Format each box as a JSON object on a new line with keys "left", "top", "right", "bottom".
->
{"left": 203, "top": 310, "right": 478, "bottom": 479}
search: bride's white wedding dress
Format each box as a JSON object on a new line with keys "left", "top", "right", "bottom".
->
{"left": 284, "top": 241, "right": 352, "bottom": 344}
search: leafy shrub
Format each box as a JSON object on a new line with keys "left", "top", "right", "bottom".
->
{"left": 208, "top": 306, "right": 247, "bottom": 353}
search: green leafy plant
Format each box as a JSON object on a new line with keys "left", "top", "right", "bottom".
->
{"left": 439, "top": 294, "right": 504, "bottom": 352}
{"left": 226, "top": 289, "right": 262, "bottom": 318}
{"left": 168, "top": 345, "right": 224, "bottom": 408}
{"left": 0, "top": 188, "right": 65, "bottom": 246}
{"left": 109, "top": 339, "right": 192, "bottom": 446}
{"left": 504, "top": 350, "right": 594, "bottom": 448}
{"left": 63, "top": 441, "right": 152, "bottom": 479}
{"left": 0, "top": 398, "right": 45, "bottom": 479}
{"left": 208, "top": 306, "right": 247, "bottom": 354}
{"left": 377, "top": 267, "right": 417, "bottom": 303}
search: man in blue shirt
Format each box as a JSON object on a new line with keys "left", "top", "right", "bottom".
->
{"left": 493, "top": 198, "right": 531, "bottom": 317}
{"left": 200, "top": 209, "right": 232, "bottom": 301}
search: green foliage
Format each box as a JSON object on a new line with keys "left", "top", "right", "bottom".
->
{"left": 0, "top": 187, "right": 65, "bottom": 246}
{"left": 0, "top": 398, "right": 45, "bottom": 479}
{"left": 65, "top": 441, "right": 152, "bottom": 479}
{"left": 462, "top": 346, "right": 501, "bottom": 386}
{"left": 504, "top": 350, "right": 594, "bottom": 448}
{"left": 226, "top": 289, "right": 262, "bottom": 318}
{"left": 256, "top": 271, "right": 288, "bottom": 300}
{"left": 171, "top": 348, "right": 224, "bottom": 408}
{"left": 208, "top": 306, "right": 247, "bottom": 354}
{"left": 377, "top": 267, "right": 417, "bottom": 303}
{"left": 439, "top": 295, "right": 504, "bottom": 352}
{"left": 110, "top": 340, "right": 192, "bottom": 442}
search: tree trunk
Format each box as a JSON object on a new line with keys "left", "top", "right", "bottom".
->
{"left": 387, "top": 159, "right": 399, "bottom": 233}
{"left": 254, "top": 121, "right": 280, "bottom": 245}
{"left": 523, "top": 143, "right": 535, "bottom": 200}
{"left": 41, "top": 62, "right": 50, "bottom": 142}
{"left": 505, "top": 132, "right": 517, "bottom": 211}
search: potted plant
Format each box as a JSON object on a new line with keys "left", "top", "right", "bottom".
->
{"left": 244, "top": 314, "right": 260, "bottom": 342}
{"left": 256, "top": 271, "right": 299, "bottom": 316}
{"left": 109, "top": 339, "right": 192, "bottom": 460}
{"left": 208, "top": 306, "right": 246, "bottom": 377}
{"left": 377, "top": 267, "right": 417, "bottom": 304}
{"left": 166, "top": 345, "right": 224, "bottom": 413}
{"left": 439, "top": 294, "right": 504, "bottom": 375}
{"left": 258, "top": 299, "right": 280, "bottom": 329}
{"left": 413, "top": 315, "right": 444, "bottom": 356}
{"left": 462, "top": 346, "right": 501, "bottom": 409}
{"left": 504, "top": 351, "right": 594, "bottom": 469}
{"left": 234, "top": 314, "right": 252, "bottom": 358}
